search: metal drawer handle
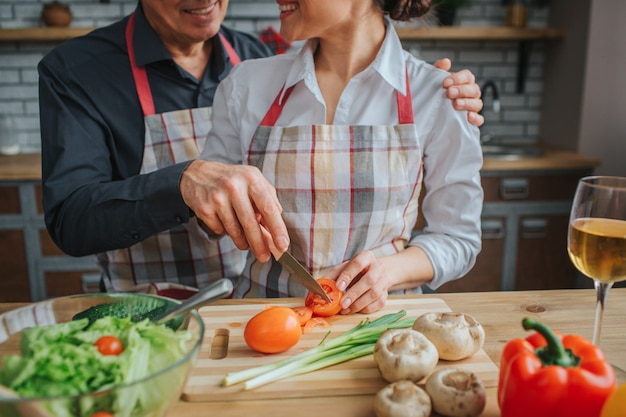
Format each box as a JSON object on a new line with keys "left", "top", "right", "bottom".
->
{"left": 481, "top": 219, "right": 505, "bottom": 239}
{"left": 500, "top": 178, "right": 529, "bottom": 200}
{"left": 521, "top": 218, "right": 548, "bottom": 239}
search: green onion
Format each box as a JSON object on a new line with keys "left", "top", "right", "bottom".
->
{"left": 222, "top": 310, "right": 415, "bottom": 390}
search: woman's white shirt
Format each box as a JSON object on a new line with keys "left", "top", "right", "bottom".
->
{"left": 202, "top": 22, "right": 483, "bottom": 291}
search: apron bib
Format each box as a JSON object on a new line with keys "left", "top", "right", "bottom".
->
{"left": 98, "top": 13, "right": 245, "bottom": 292}
{"left": 237, "top": 71, "right": 424, "bottom": 298}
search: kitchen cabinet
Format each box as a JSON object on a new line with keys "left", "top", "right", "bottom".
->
{"left": 439, "top": 168, "right": 593, "bottom": 293}
{"left": 0, "top": 163, "right": 99, "bottom": 302}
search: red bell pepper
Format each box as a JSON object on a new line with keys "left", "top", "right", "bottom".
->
{"left": 498, "top": 317, "right": 616, "bottom": 417}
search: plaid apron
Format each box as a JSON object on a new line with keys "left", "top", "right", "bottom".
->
{"left": 236, "top": 70, "right": 424, "bottom": 298}
{"left": 98, "top": 13, "right": 246, "bottom": 293}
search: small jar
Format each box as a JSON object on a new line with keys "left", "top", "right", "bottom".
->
{"left": 42, "top": 1, "right": 73, "bottom": 27}
{"left": 506, "top": 4, "right": 528, "bottom": 28}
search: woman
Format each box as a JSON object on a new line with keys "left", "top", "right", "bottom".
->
{"left": 201, "top": 0, "right": 483, "bottom": 314}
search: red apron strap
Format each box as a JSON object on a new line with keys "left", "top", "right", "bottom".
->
{"left": 125, "top": 13, "right": 156, "bottom": 116}
{"left": 218, "top": 33, "right": 241, "bottom": 66}
{"left": 259, "top": 85, "right": 295, "bottom": 127}
{"left": 261, "top": 68, "right": 412, "bottom": 127}
{"left": 126, "top": 17, "right": 242, "bottom": 117}
{"left": 396, "top": 68, "right": 414, "bottom": 124}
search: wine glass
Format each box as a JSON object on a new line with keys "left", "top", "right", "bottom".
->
{"left": 567, "top": 176, "right": 626, "bottom": 345}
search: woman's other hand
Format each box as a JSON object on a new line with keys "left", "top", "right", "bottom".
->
{"left": 324, "top": 250, "right": 390, "bottom": 314}
{"left": 434, "top": 58, "right": 484, "bottom": 127}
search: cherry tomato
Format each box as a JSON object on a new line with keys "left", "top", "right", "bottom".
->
{"left": 94, "top": 335, "right": 124, "bottom": 356}
{"left": 91, "top": 412, "right": 115, "bottom": 417}
{"left": 244, "top": 306, "right": 302, "bottom": 353}
{"left": 292, "top": 306, "right": 313, "bottom": 326}
{"left": 305, "top": 278, "right": 343, "bottom": 317}
{"left": 302, "top": 317, "right": 331, "bottom": 334}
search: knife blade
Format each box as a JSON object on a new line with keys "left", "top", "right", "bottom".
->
{"left": 274, "top": 250, "right": 331, "bottom": 303}
{"left": 259, "top": 224, "right": 332, "bottom": 303}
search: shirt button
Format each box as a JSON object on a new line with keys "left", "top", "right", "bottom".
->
{"left": 340, "top": 101, "right": 348, "bottom": 109}
{"left": 132, "top": 233, "right": 140, "bottom": 240}
{"left": 175, "top": 216, "right": 183, "bottom": 223}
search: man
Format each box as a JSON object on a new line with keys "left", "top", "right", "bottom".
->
{"left": 39, "top": 0, "right": 484, "bottom": 295}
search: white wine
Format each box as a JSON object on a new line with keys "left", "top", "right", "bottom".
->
{"left": 568, "top": 217, "right": 626, "bottom": 283}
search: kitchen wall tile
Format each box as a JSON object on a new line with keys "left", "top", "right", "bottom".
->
{"left": 0, "top": 69, "right": 20, "bottom": 83}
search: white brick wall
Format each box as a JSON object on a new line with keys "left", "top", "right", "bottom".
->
{"left": 0, "top": 0, "right": 549, "bottom": 153}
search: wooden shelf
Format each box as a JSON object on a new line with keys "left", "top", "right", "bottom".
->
{"left": 0, "top": 25, "right": 564, "bottom": 93}
{"left": 0, "top": 26, "right": 564, "bottom": 43}
{"left": 395, "top": 26, "right": 565, "bottom": 41}
{"left": 0, "top": 27, "right": 94, "bottom": 42}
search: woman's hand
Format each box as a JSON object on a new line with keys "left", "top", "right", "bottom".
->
{"left": 324, "top": 250, "right": 391, "bottom": 314}
{"left": 434, "top": 58, "right": 484, "bottom": 127}
{"left": 324, "top": 247, "right": 436, "bottom": 314}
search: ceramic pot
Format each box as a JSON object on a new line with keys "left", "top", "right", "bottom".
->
{"left": 42, "top": 1, "right": 73, "bottom": 27}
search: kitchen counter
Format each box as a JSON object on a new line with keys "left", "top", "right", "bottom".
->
{"left": 482, "top": 148, "right": 600, "bottom": 172}
{"left": 0, "top": 149, "right": 601, "bottom": 181}
{"left": 1, "top": 288, "right": 625, "bottom": 417}
{"left": 0, "top": 154, "right": 41, "bottom": 181}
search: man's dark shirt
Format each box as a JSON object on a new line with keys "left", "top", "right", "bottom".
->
{"left": 39, "top": 6, "right": 273, "bottom": 257}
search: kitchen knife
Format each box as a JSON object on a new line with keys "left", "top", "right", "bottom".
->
{"left": 260, "top": 224, "right": 331, "bottom": 303}
{"left": 273, "top": 250, "right": 332, "bottom": 303}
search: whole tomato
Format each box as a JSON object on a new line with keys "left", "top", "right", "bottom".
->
{"left": 244, "top": 306, "right": 302, "bottom": 354}
{"left": 94, "top": 335, "right": 124, "bottom": 356}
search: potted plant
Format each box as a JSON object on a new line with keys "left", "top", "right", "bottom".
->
{"left": 432, "top": 0, "right": 472, "bottom": 26}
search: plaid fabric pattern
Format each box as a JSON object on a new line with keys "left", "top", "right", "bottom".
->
{"left": 237, "top": 123, "right": 423, "bottom": 298}
{"left": 259, "top": 26, "right": 292, "bottom": 55}
{"left": 99, "top": 107, "right": 246, "bottom": 292}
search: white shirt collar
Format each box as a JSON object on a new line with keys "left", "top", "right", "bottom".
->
{"left": 373, "top": 19, "right": 408, "bottom": 95}
{"left": 279, "top": 18, "right": 407, "bottom": 103}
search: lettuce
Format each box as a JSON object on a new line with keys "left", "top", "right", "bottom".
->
{"left": 0, "top": 316, "right": 191, "bottom": 417}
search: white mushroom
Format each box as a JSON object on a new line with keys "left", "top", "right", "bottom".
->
{"left": 412, "top": 312, "right": 485, "bottom": 361}
{"left": 374, "top": 380, "right": 432, "bottom": 417}
{"left": 373, "top": 328, "right": 438, "bottom": 383}
{"left": 424, "top": 367, "right": 486, "bottom": 417}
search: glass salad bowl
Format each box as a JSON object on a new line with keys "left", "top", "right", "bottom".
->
{"left": 0, "top": 292, "right": 205, "bottom": 417}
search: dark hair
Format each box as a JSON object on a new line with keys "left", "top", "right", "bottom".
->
{"left": 375, "top": 0, "right": 432, "bottom": 21}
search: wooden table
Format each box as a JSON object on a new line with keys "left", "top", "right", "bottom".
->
{"left": 2, "top": 288, "right": 625, "bottom": 417}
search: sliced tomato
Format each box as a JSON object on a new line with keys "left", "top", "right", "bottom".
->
{"left": 292, "top": 306, "right": 314, "bottom": 326}
{"left": 91, "top": 412, "right": 115, "bottom": 417}
{"left": 302, "top": 317, "right": 331, "bottom": 334}
{"left": 304, "top": 278, "right": 343, "bottom": 317}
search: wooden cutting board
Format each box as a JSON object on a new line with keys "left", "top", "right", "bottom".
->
{"left": 182, "top": 298, "right": 499, "bottom": 402}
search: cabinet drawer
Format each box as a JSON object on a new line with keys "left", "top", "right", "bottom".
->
{"left": 438, "top": 217, "right": 505, "bottom": 292}
{"left": 0, "top": 229, "right": 30, "bottom": 302}
{"left": 0, "top": 186, "right": 20, "bottom": 214}
{"left": 515, "top": 214, "right": 578, "bottom": 290}
{"left": 482, "top": 173, "right": 583, "bottom": 202}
